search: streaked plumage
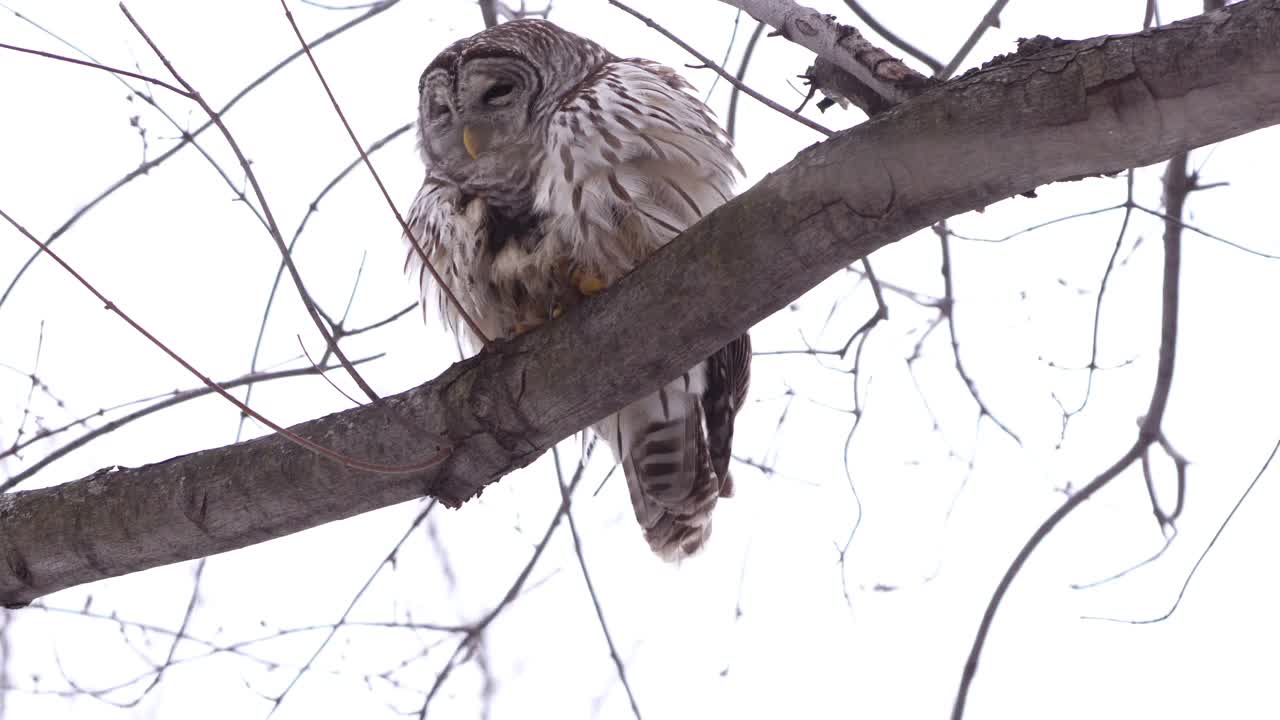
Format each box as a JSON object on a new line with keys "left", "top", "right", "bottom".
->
{"left": 405, "top": 19, "right": 750, "bottom": 559}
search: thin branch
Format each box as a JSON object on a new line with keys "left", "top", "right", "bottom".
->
{"left": 1054, "top": 171, "right": 1138, "bottom": 441}
{"left": 6, "top": 321, "right": 46, "bottom": 459}
{"left": 841, "top": 1, "right": 943, "bottom": 74}
{"left": 418, "top": 443, "right": 594, "bottom": 718}
{"left": 298, "top": 336, "right": 364, "bottom": 408}
{"left": 0, "top": 0, "right": 401, "bottom": 316}
{"left": 726, "top": 20, "right": 766, "bottom": 140}
{"left": 278, "top": 0, "right": 490, "bottom": 344}
{"left": 479, "top": 0, "right": 500, "bottom": 27}
{"left": 237, "top": 122, "right": 413, "bottom": 439}
{"left": 936, "top": 224, "right": 1022, "bottom": 445}
{"left": 265, "top": 501, "right": 437, "bottom": 718}
{"left": 1, "top": 356, "right": 382, "bottom": 490}
{"left": 940, "top": 0, "right": 1011, "bottom": 79}
{"left": 344, "top": 303, "right": 417, "bottom": 337}
{"left": 0, "top": 41, "right": 188, "bottom": 96}
{"left": 1, "top": 3, "right": 273, "bottom": 244}
{"left": 951, "top": 202, "right": 1128, "bottom": 243}
{"left": 951, "top": 444, "right": 1145, "bottom": 720}
{"left": 703, "top": 8, "right": 743, "bottom": 102}
{"left": 1069, "top": 529, "right": 1177, "bottom": 590}
{"left": 951, "top": 152, "right": 1189, "bottom": 719}
{"left": 1133, "top": 205, "right": 1280, "bottom": 260}
{"left": 608, "top": 0, "right": 834, "bottom": 137}
{"left": 0, "top": 206, "right": 444, "bottom": 484}
{"left": 554, "top": 447, "right": 642, "bottom": 720}
{"left": 1093, "top": 430, "right": 1278, "bottom": 624}
{"left": 118, "top": 3, "right": 383, "bottom": 404}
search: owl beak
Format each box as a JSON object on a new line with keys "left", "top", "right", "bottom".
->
{"left": 461, "top": 125, "right": 490, "bottom": 160}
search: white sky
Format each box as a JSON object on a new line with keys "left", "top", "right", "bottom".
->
{"left": 2, "top": 0, "right": 1279, "bottom": 718}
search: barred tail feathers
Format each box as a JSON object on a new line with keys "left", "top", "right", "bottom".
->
{"left": 594, "top": 364, "right": 725, "bottom": 560}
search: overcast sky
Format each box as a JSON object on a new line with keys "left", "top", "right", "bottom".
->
{"left": 2, "top": 1, "right": 1278, "bottom": 718}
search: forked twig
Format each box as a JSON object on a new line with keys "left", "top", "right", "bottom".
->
{"left": 117, "top": 3, "right": 383, "bottom": 403}
{"left": 0, "top": 207, "right": 448, "bottom": 478}
{"left": 951, "top": 153, "right": 1191, "bottom": 720}
{"left": 278, "top": 0, "right": 490, "bottom": 345}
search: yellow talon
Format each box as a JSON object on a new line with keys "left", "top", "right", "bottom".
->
{"left": 574, "top": 271, "right": 606, "bottom": 296}
{"left": 513, "top": 319, "right": 543, "bottom": 335}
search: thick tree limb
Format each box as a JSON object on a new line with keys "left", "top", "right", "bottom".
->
{"left": 3, "top": 0, "right": 1278, "bottom": 607}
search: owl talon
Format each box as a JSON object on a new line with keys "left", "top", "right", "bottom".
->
{"left": 573, "top": 270, "right": 606, "bottom": 296}
{"left": 513, "top": 319, "right": 543, "bottom": 334}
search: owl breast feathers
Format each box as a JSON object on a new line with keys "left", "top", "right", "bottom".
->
{"left": 406, "top": 19, "right": 750, "bottom": 560}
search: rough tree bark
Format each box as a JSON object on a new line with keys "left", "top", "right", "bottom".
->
{"left": 2, "top": 0, "right": 1278, "bottom": 607}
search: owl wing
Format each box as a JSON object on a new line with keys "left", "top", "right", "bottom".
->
{"left": 534, "top": 59, "right": 742, "bottom": 278}
{"left": 704, "top": 333, "right": 752, "bottom": 498}
{"left": 534, "top": 59, "right": 749, "bottom": 559}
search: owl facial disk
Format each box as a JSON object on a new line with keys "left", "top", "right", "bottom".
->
{"left": 451, "top": 58, "right": 536, "bottom": 158}
{"left": 419, "top": 54, "right": 540, "bottom": 176}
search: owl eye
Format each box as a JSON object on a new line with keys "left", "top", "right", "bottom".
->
{"left": 431, "top": 104, "right": 452, "bottom": 120}
{"left": 482, "top": 82, "right": 516, "bottom": 105}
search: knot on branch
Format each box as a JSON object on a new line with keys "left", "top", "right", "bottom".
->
{"left": 805, "top": 57, "right": 933, "bottom": 117}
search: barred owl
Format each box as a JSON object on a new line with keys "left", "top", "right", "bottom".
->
{"left": 405, "top": 19, "right": 750, "bottom": 559}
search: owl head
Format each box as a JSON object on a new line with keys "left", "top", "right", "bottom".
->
{"left": 418, "top": 20, "right": 615, "bottom": 199}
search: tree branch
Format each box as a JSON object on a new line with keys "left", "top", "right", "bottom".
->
{"left": 717, "top": 0, "right": 933, "bottom": 115}
{"left": 3, "top": 0, "right": 1279, "bottom": 606}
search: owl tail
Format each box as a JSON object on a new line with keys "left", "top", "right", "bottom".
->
{"left": 595, "top": 366, "right": 725, "bottom": 560}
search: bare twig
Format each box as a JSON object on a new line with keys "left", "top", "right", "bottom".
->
{"left": 951, "top": 152, "right": 1190, "bottom": 719}
{"left": 553, "top": 446, "right": 643, "bottom": 720}
{"left": 0, "top": 41, "right": 187, "bottom": 95}
{"left": 1054, "top": 171, "right": 1138, "bottom": 441}
{"left": 419, "top": 443, "right": 595, "bottom": 718}
{"left": 265, "top": 501, "right": 437, "bottom": 719}
{"left": 479, "top": 0, "right": 500, "bottom": 27}
{"left": 7, "top": 321, "right": 47, "bottom": 459}
{"left": 0, "top": 0, "right": 400, "bottom": 315}
{"left": 5, "top": 4, "right": 276, "bottom": 242}
{"left": 237, "top": 122, "right": 413, "bottom": 439}
{"left": 841, "top": 1, "right": 943, "bottom": 74}
{"left": 726, "top": 20, "right": 766, "bottom": 140}
{"left": 278, "top": 0, "right": 490, "bottom": 344}
{"left": 704, "top": 8, "right": 743, "bottom": 102}
{"left": 1, "top": 356, "right": 381, "bottom": 490}
{"left": 940, "top": 0, "right": 1012, "bottom": 79}
{"left": 118, "top": 3, "right": 383, "bottom": 403}
{"left": 1091, "top": 430, "right": 1277, "bottom": 624}
{"left": 950, "top": 203, "right": 1128, "bottom": 244}
{"left": 298, "top": 336, "right": 364, "bottom": 407}
{"left": 1069, "top": 529, "right": 1177, "bottom": 590}
{"left": 608, "top": 0, "right": 834, "bottom": 137}
{"left": 0, "top": 207, "right": 445, "bottom": 482}
{"left": 1132, "top": 205, "right": 1280, "bottom": 260}
{"left": 935, "top": 224, "right": 1022, "bottom": 446}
